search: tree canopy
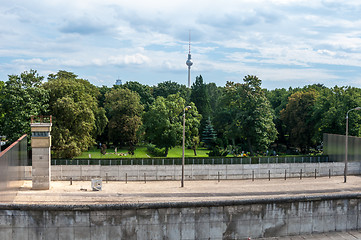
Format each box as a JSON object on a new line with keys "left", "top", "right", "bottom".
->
{"left": 2, "top": 68, "right": 361, "bottom": 157}
{"left": 43, "top": 71, "right": 107, "bottom": 158}
{"left": 0, "top": 70, "right": 49, "bottom": 143}
{"left": 280, "top": 90, "right": 318, "bottom": 153}
{"left": 105, "top": 88, "right": 143, "bottom": 154}
{"left": 143, "top": 93, "right": 201, "bottom": 156}
{"left": 215, "top": 76, "right": 277, "bottom": 154}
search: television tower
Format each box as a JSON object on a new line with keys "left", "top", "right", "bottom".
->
{"left": 186, "top": 32, "right": 193, "bottom": 88}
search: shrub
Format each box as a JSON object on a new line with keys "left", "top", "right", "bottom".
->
{"left": 146, "top": 144, "right": 166, "bottom": 157}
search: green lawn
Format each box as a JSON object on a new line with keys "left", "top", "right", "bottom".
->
{"left": 75, "top": 146, "right": 210, "bottom": 159}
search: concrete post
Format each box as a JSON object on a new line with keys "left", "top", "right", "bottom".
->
{"left": 31, "top": 121, "right": 52, "bottom": 190}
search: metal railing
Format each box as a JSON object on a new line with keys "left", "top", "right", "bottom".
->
{"left": 0, "top": 135, "right": 28, "bottom": 202}
{"left": 51, "top": 155, "right": 330, "bottom": 166}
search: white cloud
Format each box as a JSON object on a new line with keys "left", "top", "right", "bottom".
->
{"left": 1, "top": 0, "right": 361, "bottom": 88}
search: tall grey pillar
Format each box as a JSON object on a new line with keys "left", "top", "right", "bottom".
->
{"left": 31, "top": 121, "right": 52, "bottom": 190}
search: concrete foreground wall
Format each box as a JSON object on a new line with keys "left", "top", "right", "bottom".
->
{"left": 25, "top": 162, "right": 361, "bottom": 181}
{"left": 1, "top": 195, "right": 361, "bottom": 240}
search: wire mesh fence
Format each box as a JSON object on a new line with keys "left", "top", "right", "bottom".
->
{"left": 52, "top": 155, "right": 330, "bottom": 166}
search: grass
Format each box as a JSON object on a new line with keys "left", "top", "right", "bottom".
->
{"left": 74, "top": 146, "right": 210, "bottom": 159}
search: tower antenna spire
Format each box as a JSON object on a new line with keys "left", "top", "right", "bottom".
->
{"left": 186, "top": 30, "right": 193, "bottom": 88}
{"left": 189, "top": 30, "right": 191, "bottom": 54}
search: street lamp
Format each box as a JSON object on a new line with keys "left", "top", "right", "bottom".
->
{"left": 344, "top": 107, "right": 361, "bottom": 183}
{"left": 181, "top": 106, "right": 191, "bottom": 188}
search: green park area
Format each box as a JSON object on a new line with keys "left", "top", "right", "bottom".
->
{"left": 75, "top": 146, "right": 211, "bottom": 159}
{"left": 1, "top": 70, "right": 361, "bottom": 159}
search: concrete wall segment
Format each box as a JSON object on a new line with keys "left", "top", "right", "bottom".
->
{"left": 1, "top": 194, "right": 361, "bottom": 239}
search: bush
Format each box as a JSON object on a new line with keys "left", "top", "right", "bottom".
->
{"left": 207, "top": 146, "right": 228, "bottom": 157}
{"left": 146, "top": 144, "right": 166, "bottom": 157}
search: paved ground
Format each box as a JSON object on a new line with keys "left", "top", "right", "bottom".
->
{"left": 13, "top": 175, "right": 361, "bottom": 205}
{"left": 257, "top": 230, "right": 361, "bottom": 239}
{"left": 10, "top": 176, "right": 361, "bottom": 239}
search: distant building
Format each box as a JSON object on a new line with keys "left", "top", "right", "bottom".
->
{"left": 115, "top": 79, "right": 122, "bottom": 85}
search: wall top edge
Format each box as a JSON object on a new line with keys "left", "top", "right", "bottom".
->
{"left": 1, "top": 193, "right": 360, "bottom": 211}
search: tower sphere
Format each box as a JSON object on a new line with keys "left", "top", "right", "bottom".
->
{"left": 186, "top": 54, "right": 193, "bottom": 67}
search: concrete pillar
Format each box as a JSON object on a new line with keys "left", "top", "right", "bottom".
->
{"left": 31, "top": 122, "right": 52, "bottom": 190}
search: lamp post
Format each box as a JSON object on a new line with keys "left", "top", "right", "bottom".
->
{"left": 344, "top": 107, "right": 361, "bottom": 183}
{"left": 181, "top": 106, "right": 191, "bottom": 188}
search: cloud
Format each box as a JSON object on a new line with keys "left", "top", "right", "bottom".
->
{"left": 1, "top": 0, "right": 361, "bottom": 89}
{"left": 59, "top": 17, "right": 109, "bottom": 35}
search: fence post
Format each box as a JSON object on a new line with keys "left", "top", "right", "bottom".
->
{"left": 106, "top": 173, "right": 108, "bottom": 183}
{"left": 329, "top": 169, "right": 331, "bottom": 178}
{"left": 252, "top": 170, "right": 254, "bottom": 181}
{"left": 144, "top": 173, "right": 146, "bottom": 183}
{"left": 70, "top": 177, "right": 72, "bottom": 185}
{"left": 300, "top": 169, "right": 302, "bottom": 180}
{"left": 218, "top": 172, "right": 220, "bottom": 182}
{"left": 284, "top": 169, "right": 287, "bottom": 180}
{"left": 126, "top": 173, "right": 128, "bottom": 184}
{"left": 268, "top": 170, "right": 271, "bottom": 181}
{"left": 314, "top": 169, "right": 317, "bottom": 179}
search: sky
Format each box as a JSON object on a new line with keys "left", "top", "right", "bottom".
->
{"left": 1, "top": 0, "right": 361, "bottom": 89}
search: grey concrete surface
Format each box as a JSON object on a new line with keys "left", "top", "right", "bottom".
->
{"left": 24, "top": 161, "right": 361, "bottom": 181}
{"left": 0, "top": 176, "right": 360, "bottom": 239}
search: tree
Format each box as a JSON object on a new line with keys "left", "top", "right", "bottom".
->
{"left": 266, "top": 87, "right": 294, "bottom": 147}
{"left": 43, "top": 71, "right": 107, "bottom": 158}
{"left": 280, "top": 90, "right": 318, "bottom": 153}
{"left": 201, "top": 117, "right": 217, "bottom": 149}
{"left": 105, "top": 88, "right": 143, "bottom": 154}
{"left": 206, "top": 82, "right": 223, "bottom": 117}
{"left": 0, "top": 70, "right": 49, "bottom": 143}
{"left": 143, "top": 93, "right": 201, "bottom": 157}
{"left": 121, "top": 81, "right": 154, "bottom": 111}
{"left": 190, "top": 75, "right": 211, "bottom": 120}
{"left": 0, "top": 81, "right": 4, "bottom": 125}
{"left": 215, "top": 76, "right": 277, "bottom": 154}
{"left": 313, "top": 86, "right": 361, "bottom": 140}
{"left": 152, "top": 80, "right": 190, "bottom": 102}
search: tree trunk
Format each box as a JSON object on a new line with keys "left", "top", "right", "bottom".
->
{"left": 193, "top": 147, "right": 197, "bottom": 156}
{"left": 164, "top": 147, "right": 169, "bottom": 157}
{"left": 247, "top": 139, "right": 254, "bottom": 155}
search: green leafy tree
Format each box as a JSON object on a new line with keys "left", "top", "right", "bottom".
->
{"left": 0, "top": 81, "right": 4, "bottom": 125}
{"left": 152, "top": 80, "right": 190, "bottom": 102}
{"left": 44, "top": 71, "right": 107, "bottom": 158}
{"left": 105, "top": 88, "right": 143, "bottom": 154}
{"left": 266, "top": 87, "right": 294, "bottom": 146}
{"left": 215, "top": 76, "right": 277, "bottom": 154}
{"left": 280, "top": 90, "right": 318, "bottom": 153}
{"left": 143, "top": 93, "right": 201, "bottom": 157}
{"left": 313, "top": 86, "right": 361, "bottom": 139}
{"left": 190, "top": 75, "right": 211, "bottom": 120}
{"left": 121, "top": 81, "right": 154, "bottom": 111}
{"left": 206, "top": 82, "right": 223, "bottom": 117}
{"left": 0, "top": 70, "right": 49, "bottom": 143}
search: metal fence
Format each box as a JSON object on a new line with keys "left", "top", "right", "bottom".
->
{"left": 0, "top": 135, "right": 28, "bottom": 202}
{"left": 52, "top": 155, "right": 329, "bottom": 166}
